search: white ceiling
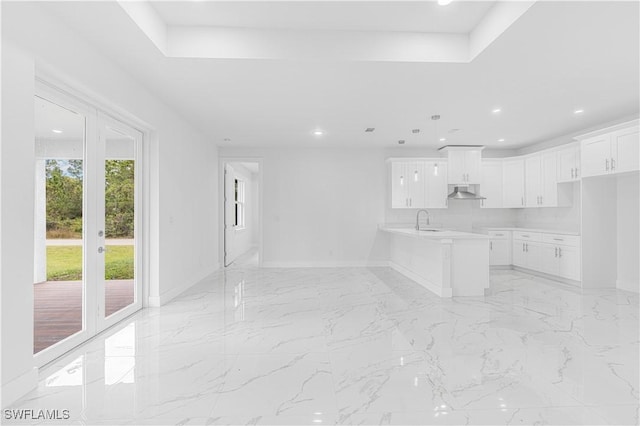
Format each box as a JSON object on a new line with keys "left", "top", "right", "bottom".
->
{"left": 28, "top": 1, "right": 640, "bottom": 149}
{"left": 152, "top": 1, "right": 495, "bottom": 33}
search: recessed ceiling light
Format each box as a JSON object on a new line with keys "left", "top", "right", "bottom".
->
{"left": 492, "top": 108, "right": 502, "bottom": 114}
{"left": 52, "top": 129, "right": 63, "bottom": 134}
{"left": 398, "top": 140, "right": 405, "bottom": 145}
{"left": 498, "top": 138, "right": 505, "bottom": 142}
{"left": 412, "top": 129, "right": 420, "bottom": 134}
{"left": 312, "top": 129, "right": 324, "bottom": 136}
{"left": 439, "top": 137, "right": 446, "bottom": 142}
{"left": 574, "top": 109, "right": 584, "bottom": 115}
{"left": 365, "top": 128, "right": 375, "bottom": 133}
{"left": 438, "top": 0, "right": 453, "bottom": 5}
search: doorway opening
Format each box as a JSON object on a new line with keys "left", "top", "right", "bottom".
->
{"left": 223, "top": 161, "right": 261, "bottom": 268}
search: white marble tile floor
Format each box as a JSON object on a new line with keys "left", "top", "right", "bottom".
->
{"left": 5, "top": 268, "right": 639, "bottom": 425}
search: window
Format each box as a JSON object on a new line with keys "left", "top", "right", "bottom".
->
{"left": 234, "top": 179, "right": 245, "bottom": 228}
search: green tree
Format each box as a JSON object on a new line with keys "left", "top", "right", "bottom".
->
{"left": 105, "top": 160, "right": 135, "bottom": 238}
{"left": 46, "top": 159, "right": 83, "bottom": 234}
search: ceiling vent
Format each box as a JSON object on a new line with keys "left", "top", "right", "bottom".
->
{"left": 365, "top": 128, "right": 375, "bottom": 132}
{"left": 398, "top": 140, "right": 405, "bottom": 145}
{"left": 412, "top": 129, "right": 420, "bottom": 134}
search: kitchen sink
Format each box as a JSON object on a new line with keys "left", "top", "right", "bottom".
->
{"left": 417, "top": 228, "right": 443, "bottom": 232}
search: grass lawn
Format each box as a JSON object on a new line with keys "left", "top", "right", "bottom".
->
{"left": 46, "top": 245, "right": 134, "bottom": 281}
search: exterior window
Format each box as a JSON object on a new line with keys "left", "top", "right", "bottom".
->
{"left": 234, "top": 179, "right": 245, "bottom": 228}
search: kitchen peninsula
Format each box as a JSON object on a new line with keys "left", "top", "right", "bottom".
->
{"left": 379, "top": 225, "right": 490, "bottom": 297}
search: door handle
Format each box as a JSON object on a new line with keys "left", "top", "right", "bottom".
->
{"left": 98, "top": 247, "right": 107, "bottom": 254}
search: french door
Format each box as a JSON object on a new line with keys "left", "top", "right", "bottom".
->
{"left": 34, "top": 83, "right": 143, "bottom": 366}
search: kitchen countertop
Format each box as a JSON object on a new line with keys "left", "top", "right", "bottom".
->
{"left": 379, "top": 225, "right": 489, "bottom": 240}
{"left": 477, "top": 226, "right": 580, "bottom": 236}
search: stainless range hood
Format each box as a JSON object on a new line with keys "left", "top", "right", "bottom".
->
{"left": 447, "top": 186, "right": 486, "bottom": 200}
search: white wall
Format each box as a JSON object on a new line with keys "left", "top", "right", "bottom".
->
{"left": 220, "top": 147, "right": 390, "bottom": 266}
{"left": 1, "top": 3, "right": 219, "bottom": 406}
{"left": 617, "top": 174, "right": 640, "bottom": 292}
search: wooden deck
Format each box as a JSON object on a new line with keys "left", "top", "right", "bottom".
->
{"left": 34, "top": 280, "right": 134, "bottom": 353}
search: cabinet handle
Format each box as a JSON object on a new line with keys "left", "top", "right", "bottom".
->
{"left": 522, "top": 243, "right": 525, "bottom": 252}
{"left": 555, "top": 247, "right": 558, "bottom": 257}
{"left": 611, "top": 158, "right": 615, "bottom": 170}
{"left": 575, "top": 167, "right": 579, "bottom": 178}
{"left": 521, "top": 197, "right": 524, "bottom": 206}
{"left": 406, "top": 198, "right": 408, "bottom": 207}
{"left": 553, "top": 238, "right": 564, "bottom": 241}
{"left": 525, "top": 243, "right": 529, "bottom": 252}
{"left": 558, "top": 248, "right": 562, "bottom": 258}
{"left": 605, "top": 159, "right": 609, "bottom": 171}
{"left": 540, "top": 196, "right": 543, "bottom": 205}
{"left": 481, "top": 199, "right": 484, "bottom": 207}
{"left": 571, "top": 168, "right": 574, "bottom": 179}
{"left": 490, "top": 241, "right": 493, "bottom": 250}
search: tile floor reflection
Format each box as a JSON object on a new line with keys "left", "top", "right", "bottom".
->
{"left": 6, "top": 268, "right": 640, "bottom": 425}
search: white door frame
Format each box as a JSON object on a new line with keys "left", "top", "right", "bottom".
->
{"left": 33, "top": 78, "right": 150, "bottom": 367}
{"left": 218, "top": 157, "right": 263, "bottom": 268}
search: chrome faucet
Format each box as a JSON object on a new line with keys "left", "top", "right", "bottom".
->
{"left": 415, "top": 209, "right": 430, "bottom": 230}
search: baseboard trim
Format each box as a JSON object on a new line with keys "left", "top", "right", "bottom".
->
{"left": 617, "top": 279, "right": 639, "bottom": 293}
{"left": 2, "top": 367, "right": 38, "bottom": 408}
{"left": 148, "top": 263, "right": 220, "bottom": 307}
{"left": 261, "top": 261, "right": 389, "bottom": 268}
{"left": 388, "top": 261, "right": 451, "bottom": 298}
{"left": 511, "top": 266, "right": 582, "bottom": 288}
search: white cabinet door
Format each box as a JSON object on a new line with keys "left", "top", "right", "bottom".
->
{"left": 490, "top": 239, "right": 510, "bottom": 266}
{"left": 465, "top": 150, "right": 482, "bottom": 184}
{"left": 581, "top": 135, "right": 611, "bottom": 177}
{"left": 425, "top": 160, "right": 448, "bottom": 208}
{"left": 525, "top": 155, "right": 542, "bottom": 207}
{"left": 539, "top": 244, "right": 559, "bottom": 275}
{"left": 556, "top": 145, "right": 579, "bottom": 182}
{"left": 406, "top": 161, "right": 425, "bottom": 208}
{"left": 612, "top": 126, "right": 639, "bottom": 174}
{"left": 391, "top": 162, "right": 408, "bottom": 208}
{"left": 512, "top": 240, "right": 526, "bottom": 267}
{"left": 541, "top": 152, "right": 558, "bottom": 207}
{"left": 503, "top": 159, "right": 525, "bottom": 208}
{"left": 525, "top": 241, "right": 543, "bottom": 271}
{"left": 447, "top": 151, "right": 466, "bottom": 185}
{"left": 558, "top": 245, "right": 581, "bottom": 281}
{"left": 480, "top": 160, "right": 503, "bottom": 208}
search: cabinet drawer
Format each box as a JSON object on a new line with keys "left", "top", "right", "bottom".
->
{"left": 513, "top": 231, "right": 542, "bottom": 241}
{"left": 542, "top": 234, "right": 581, "bottom": 247}
{"left": 488, "top": 230, "right": 511, "bottom": 239}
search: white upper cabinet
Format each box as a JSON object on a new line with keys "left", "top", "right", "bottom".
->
{"left": 424, "top": 160, "right": 448, "bottom": 208}
{"left": 480, "top": 159, "right": 503, "bottom": 208}
{"left": 582, "top": 134, "right": 612, "bottom": 177}
{"left": 502, "top": 158, "right": 525, "bottom": 208}
{"left": 612, "top": 126, "right": 639, "bottom": 174}
{"left": 406, "top": 161, "right": 425, "bottom": 208}
{"left": 525, "top": 152, "right": 558, "bottom": 207}
{"left": 580, "top": 122, "right": 639, "bottom": 178}
{"left": 389, "top": 159, "right": 448, "bottom": 209}
{"left": 441, "top": 146, "right": 483, "bottom": 185}
{"left": 556, "top": 143, "right": 580, "bottom": 182}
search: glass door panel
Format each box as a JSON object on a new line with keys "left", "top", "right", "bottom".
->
{"left": 33, "top": 96, "right": 87, "bottom": 354}
{"left": 99, "top": 116, "right": 142, "bottom": 325}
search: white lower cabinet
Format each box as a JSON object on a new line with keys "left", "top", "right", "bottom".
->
{"left": 489, "top": 231, "right": 511, "bottom": 265}
{"left": 501, "top": 230, "right": 581, "bottom": 282}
